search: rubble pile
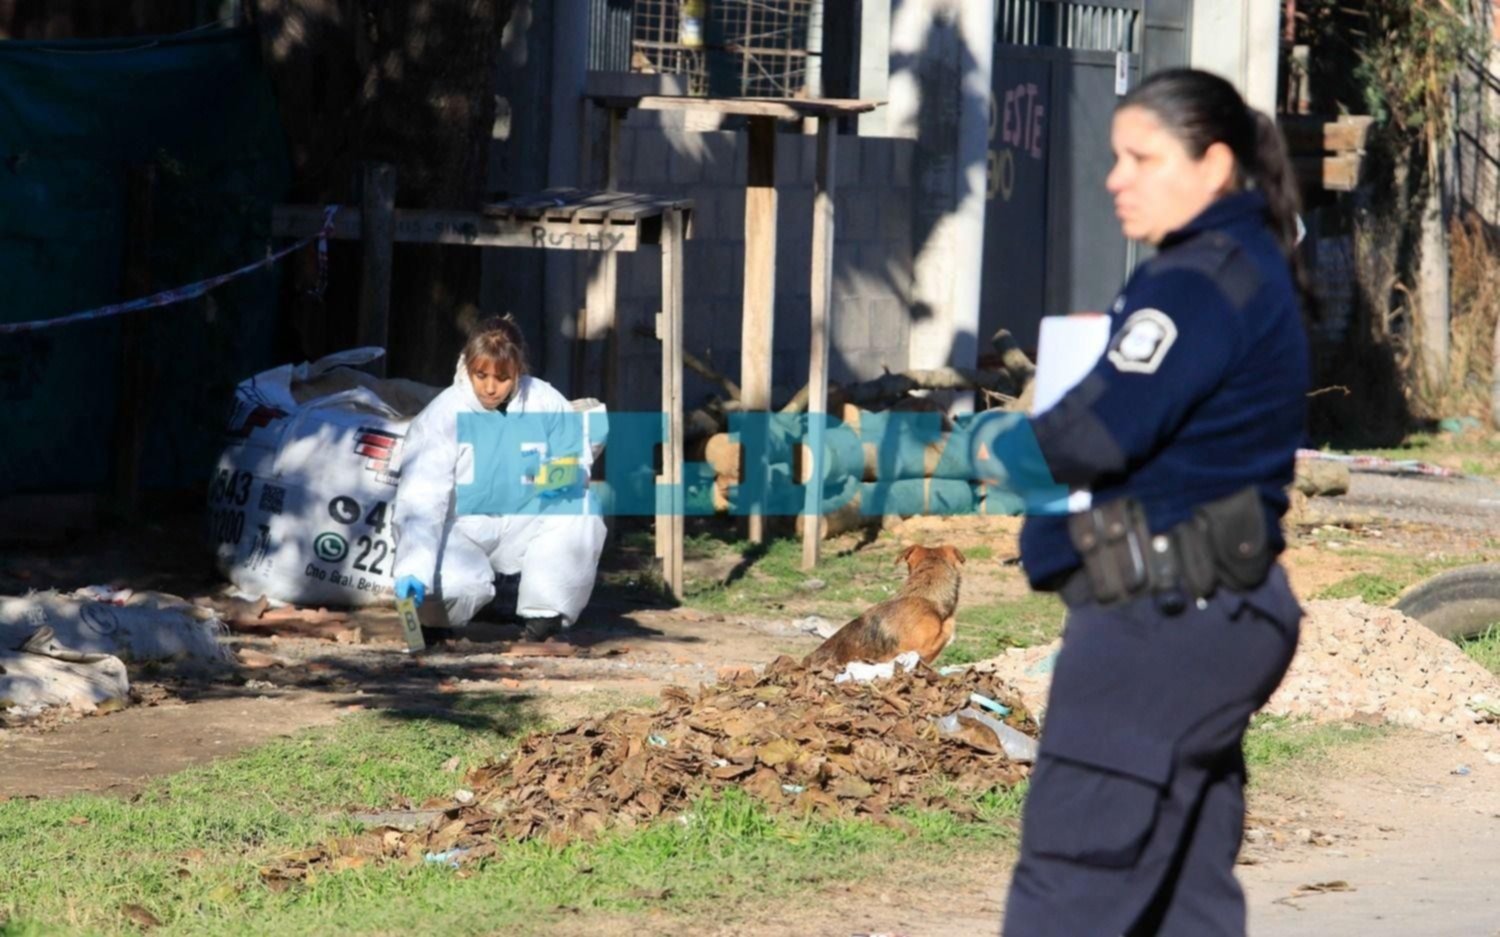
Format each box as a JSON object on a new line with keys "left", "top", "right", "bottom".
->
{"left": 1267, "top": 599, "right": 1499, "bottom": 749}
{"left": 262, "top": 659, "right": 1037, "bottom": 880}
{"left": 976, "top": 599, "right": 1500, "bottom": 751}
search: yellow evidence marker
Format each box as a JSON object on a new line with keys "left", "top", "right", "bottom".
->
{"left": 535, "top": 456, "right": 581, "bottom": 496}
{"left": 396, "top": 596, "right": 426, "bottom": 652}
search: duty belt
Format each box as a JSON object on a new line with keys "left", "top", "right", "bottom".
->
{"left": 1062, "top": 486, "right": 1273, "bottom": 613}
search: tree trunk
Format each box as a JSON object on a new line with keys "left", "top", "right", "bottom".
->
{"left": 1417, "top": 153, "right": 1451, "bottom": 395}
{"left": 249, "top": 0, "right": 516, "bottom": 384}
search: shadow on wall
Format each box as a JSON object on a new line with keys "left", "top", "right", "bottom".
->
{"left": 246, "top": 0, "right": 521, "bottom": 386}
{"left": 593, "top": 0, "right": 995, "bottom": 417}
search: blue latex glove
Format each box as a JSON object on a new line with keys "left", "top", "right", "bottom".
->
{"left": 968, "top": 411, "right": 1072, "bottom": 515}
{"left": 394, "top": 575, "right": 427, "bottom": 605}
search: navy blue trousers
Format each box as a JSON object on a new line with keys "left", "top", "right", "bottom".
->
{"left": 1003, "top": 565, "right": 1302, "bottom": 937}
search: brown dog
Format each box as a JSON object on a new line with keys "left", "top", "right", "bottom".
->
{"left": 806, "top": 544, "right": 966, "bottom": 669}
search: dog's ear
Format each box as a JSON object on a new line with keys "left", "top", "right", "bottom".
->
{"left": 942, "top": 545, "right": 966, "bottom": 566}
{"left": 896, "top": 545, "right": 920, "bottom": 567}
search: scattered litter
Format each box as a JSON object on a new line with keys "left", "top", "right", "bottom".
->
{"left": 647, "top": 734, "right": 668, "bottom": 747}
{"left": 1452, "top": 764, "right": 1472, "bottom": 776}
{"left": 834, "top": 650, "right": 922, "bottom": 685}
{"left": 934, "top": 708, "right": 1039, "bottom": 763}
{"left": 938, "top": 665, "right": 967, "bottom": 676}
{"left": 348, "top": 809, "right": 446, "bottom": 832}
{"left": 0, "top": 644, "right": 129, "bottom": 722}
{"left": 968, "top": 692, "right": 1012, "bottom": 717}
{"left": 781, "top": 783, "right": 806, "bottom": 795}
{"left": 1275, "top": 880, "right": 1355, "bottom": 907}
{"left": 423, "top": 848, "right": 470, "bottom": 869}
{"left": 244, "top": 679, "right": 277, "bottom": 691}
{"left": 0, "top": 589, "right": 231, "bottom": 664}
{"left": 453, "top": 789, "right": 475, "bottom": 805}
{"left": 237, "top": 649, "right": 289, "bottom": 670}
{"left": 795, "top": 615, "right": 839, "bottom": 639}
{"left": 1295, "top": 448, "right": 1466, "bottom": 479}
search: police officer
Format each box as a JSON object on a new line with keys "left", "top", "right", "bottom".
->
{"left": 979, "top": 70, "right": 1310, "bottom": 936}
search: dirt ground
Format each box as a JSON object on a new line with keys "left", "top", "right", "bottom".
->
{"left": 2, "top": 471, "right": 1499, "bottom": 935}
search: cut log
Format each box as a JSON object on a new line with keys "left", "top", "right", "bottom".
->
{"left": 780, "top": 367, "right": 1017, "bottom": 415}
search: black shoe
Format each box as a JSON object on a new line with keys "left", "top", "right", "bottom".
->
{"left": 420, "top": 625, "right": 455, "bottom": 647}
{"left": 520, "top": 615, "right": 564, "bottom": 642}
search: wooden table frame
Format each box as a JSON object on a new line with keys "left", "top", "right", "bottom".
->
{"left": 274, "top": 173, "right": 693, "bottom": 597}
{"left": 585, "top": 95, "right": 880, "bottom": 570}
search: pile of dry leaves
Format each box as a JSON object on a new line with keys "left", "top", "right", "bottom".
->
{"left": 262, "top": 657, "right": 1036, "bottom": 883}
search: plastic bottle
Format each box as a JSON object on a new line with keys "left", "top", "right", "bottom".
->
{"left": 680, "top": 0, "right": 707, "bottom": 48}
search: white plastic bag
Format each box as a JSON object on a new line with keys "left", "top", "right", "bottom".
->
{"left": 210, "top": 348, "right": 442, "bottom": 607}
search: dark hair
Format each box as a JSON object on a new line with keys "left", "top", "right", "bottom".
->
{"left": 462, "top": 314, "right": 529, "bottom": 379}
{"left": 1121, "top": 68, "right": 1312, "bottom": 315}
{"left": 1122, "top": 69, "right": 1302, "bottom": 254}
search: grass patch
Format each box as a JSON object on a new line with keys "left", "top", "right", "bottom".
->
{"left": 1313, "top": 549, "right": 1488, "bottom": 605}
{"left": 1315, "top": 572, "right": 1405, "bottom": 605}
{"left": 1243, "top": 715, "right": 1385, "bottom": 777}
{"left": 682, "top": 535, "right": 898, "bottom": 619}
{"left": 938, "top": 594, "right": 1066, "bottom": 665}
{"left": 0, "top": 707, "right": 1026, "bottom": 937}
{"left": 1458, "top": 625, "right": 1500, "bottom": 675}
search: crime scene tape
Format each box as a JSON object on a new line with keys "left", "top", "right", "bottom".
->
{"left": 0, "top": 205, "right": 338, "bottom": 337}
{"left": 1296, "top": 448, "right": 1465, "bottom": 479}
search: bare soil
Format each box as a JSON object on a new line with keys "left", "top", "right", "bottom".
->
{"left": 2, "top": 472, "right": 1498, "bottom": 935}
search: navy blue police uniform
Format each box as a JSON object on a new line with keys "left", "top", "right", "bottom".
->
{"left": 1002, "top": 190, "right": 1309, "bottom": 937}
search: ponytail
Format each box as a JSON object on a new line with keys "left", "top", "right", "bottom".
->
{"left": 1248, "top": 110, "right": 1317, "bottom": 318}
{"left": 1247, "top": 110, "right": 1302, "bottom": 257}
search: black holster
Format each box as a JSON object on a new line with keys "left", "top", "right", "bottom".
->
{"left": 1065, "top": 486, "right": 1272, "bottom": 610}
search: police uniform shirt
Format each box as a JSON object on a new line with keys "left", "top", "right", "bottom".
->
{"left": 1019, "top": 190, "right": 1310, "bottom": 590}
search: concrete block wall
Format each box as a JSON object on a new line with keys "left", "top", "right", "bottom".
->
{"left": 604, "top": 117, "right": 917, "bottom": 414}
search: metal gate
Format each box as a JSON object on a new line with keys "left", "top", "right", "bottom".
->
{"left": 981, "top": 0, "right": 1189, "bottom": 352}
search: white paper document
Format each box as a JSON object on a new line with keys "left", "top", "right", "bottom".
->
{"left": 1031, "top": 314, "right": 1111, "bottom": 511}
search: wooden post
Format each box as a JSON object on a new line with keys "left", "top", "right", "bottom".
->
{"left": 742, "top": 115, "right": 778, "bottom": 543}
{"left": 658, "top": 207, "right": 687, "bottom": 598}
{"left": 576, "top": 104, "right": 623, "bottom": 404}
{"left": 802, "top": 118, "right": 837, "bottom": 570}
{"left": 110, "top": 164, "right": 156, "bottom": 521}
{"left": 358, "top": 162, "right": 396, "bottom": 376}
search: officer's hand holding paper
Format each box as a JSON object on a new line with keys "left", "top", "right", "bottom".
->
{"left": 968, "top": 314, "right": 1111, "bottom": 516}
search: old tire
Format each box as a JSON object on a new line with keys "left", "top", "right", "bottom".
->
{"left": 1395, "top": 564, "right": 1500, "bottom": 640}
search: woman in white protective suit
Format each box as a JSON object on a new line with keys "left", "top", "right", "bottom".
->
{"left": 391, "top": 316, "right": 607, "bottom": 641}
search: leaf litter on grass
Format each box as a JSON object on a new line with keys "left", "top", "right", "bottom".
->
{"left": 260, "top": 657, "right": 1037, "bottom": 883}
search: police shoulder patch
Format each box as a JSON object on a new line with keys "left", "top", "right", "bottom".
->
{"left": 1106, "top": 308, "right": 1177, "bottom": 374}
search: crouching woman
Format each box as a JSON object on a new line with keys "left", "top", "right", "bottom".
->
{"left": 391, "top": 316, "right": 606, "bottom": 641}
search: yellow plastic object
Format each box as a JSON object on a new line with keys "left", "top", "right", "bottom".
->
{"left": 396, "top": 596, "right": 426, "bottom": 652}
{"left": 535, "top": 456, "right": 581, "bottom": 495}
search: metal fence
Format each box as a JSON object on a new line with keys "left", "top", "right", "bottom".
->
{"left": 996, "top": 0, "right": 1142, "bottom": 52}
{"left": 626, "top": 0, "right": 816, "bottom": 98}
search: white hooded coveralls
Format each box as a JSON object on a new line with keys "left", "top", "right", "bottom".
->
{"left": 391, "top": 363, "right": 606, "bottom": 627}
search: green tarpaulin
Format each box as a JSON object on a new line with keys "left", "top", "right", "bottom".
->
{"left": 0, "top": 27, "right": 289, "bottom": 494}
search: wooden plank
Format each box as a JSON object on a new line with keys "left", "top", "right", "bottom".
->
{"left": 1293, "top": 153, "right": 1363, "bottom": 192}
{"left": 1278, "top": 115, "right": 1374, "bottom": 155}
{"left": 273, "top": 206, "right": 642, "bottom": 252}
{"left": 358, "top": 163, "right": 397, "bottom": 374}
{"left": 659, "top": 207, "right": 687, "bottom": 598}
{"left": 802, "top": 118, "right": 837, "bottom": 571}
{"left": 589, "top": 94, "right": 882, "bottom": 121}
{"left": 742, "top": 115, "right": 778, "bottom": 545}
